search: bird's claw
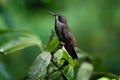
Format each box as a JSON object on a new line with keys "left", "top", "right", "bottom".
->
{"left": 60, "top": 42, "right": 65, "bottom": 46}
{"left": 58, "top": 41, "right": 65, "bottom": 49}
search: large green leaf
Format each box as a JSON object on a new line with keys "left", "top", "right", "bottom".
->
{"left": 0, "top": 37, "right": 41, "bottom": 54}
{"left": 27, "top": 52, "right": 51, "bottom": 80}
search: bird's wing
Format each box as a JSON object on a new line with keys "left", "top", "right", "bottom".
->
{"left": 62, "top": 25, "right": 76, "bottom": 47}
{"left": 62, "top": 26, "right": 78, "bottom": 59}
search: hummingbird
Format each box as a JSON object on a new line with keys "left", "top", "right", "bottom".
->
{"left": 48, "top": 11, "right": 78, "bottom": 59}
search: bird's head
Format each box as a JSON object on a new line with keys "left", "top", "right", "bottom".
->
{"left": 48, "top": 11, "right": 67, "bottom": 24}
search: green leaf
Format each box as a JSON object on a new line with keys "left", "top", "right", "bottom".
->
{"left": 0, "top": 37, "right": 41, "bottom": 54}
{"left": 54, "top": 48, "right": 77, "bottom": 67}
{"left": 46, "top": 37, "right": 60, "bottom": 52}
{"left": 76, "top": 62, "right": 93, "bottom": 80}
{"left": 28, "top": 52, "right": 51, "bottom": 80}
{"left": 62, "top": 65, "right": 74, "bottom": 80}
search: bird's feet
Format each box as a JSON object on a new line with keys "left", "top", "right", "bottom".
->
{"left": 58, "top": 41, "right": 65, "bottom": 49}
{"left": 60, "top": 41, "right": 65, "bottom": 46}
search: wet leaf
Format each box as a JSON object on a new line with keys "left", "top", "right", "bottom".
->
{"left": 0, "top": 37, "right": 41, "bottom": 54}
{"left": 27, "top": 52, "right": 51, "bottom": 80}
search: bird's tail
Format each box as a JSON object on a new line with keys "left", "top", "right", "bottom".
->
{"left": 64, "top": 41, "right": 78, "bottom": 59}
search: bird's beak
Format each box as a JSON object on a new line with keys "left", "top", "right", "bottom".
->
{"left": 48, "top": 11, "right": 56, "bottom": 16}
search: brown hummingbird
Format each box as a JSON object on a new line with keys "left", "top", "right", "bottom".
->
{"left": 48, "top": 11, "right": 78, "bottom": 59}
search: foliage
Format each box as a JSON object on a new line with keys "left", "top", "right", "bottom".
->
{"left": 0, "top": 29, "right": 119, "bottom": 80}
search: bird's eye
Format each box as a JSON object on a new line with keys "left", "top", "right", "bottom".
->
{"left": 58, "top": 16, "right": 64, "bottom": 23}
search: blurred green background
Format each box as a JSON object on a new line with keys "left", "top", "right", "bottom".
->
{"left": 0, "top": 0, "right": 120, "bottom": 80}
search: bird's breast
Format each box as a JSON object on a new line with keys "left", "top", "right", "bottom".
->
{"left": 55, "top": 23, "right": 64, "bottom": 41}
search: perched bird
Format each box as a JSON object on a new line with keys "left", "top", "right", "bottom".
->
{"left": 48, "top": 11, "right": 78, "bottom": 59}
